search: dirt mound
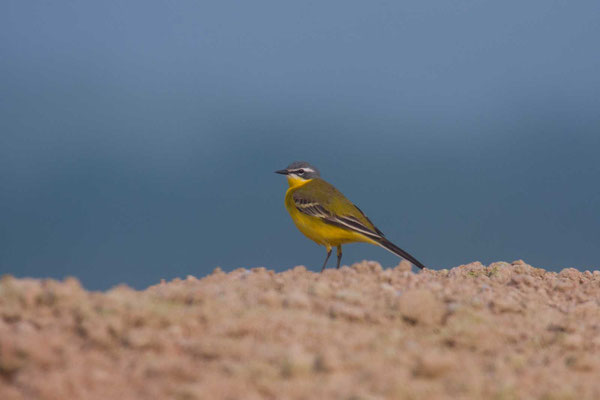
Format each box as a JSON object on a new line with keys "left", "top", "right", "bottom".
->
{"left": 1, "top": 260, "right": 600, "bottom": 399}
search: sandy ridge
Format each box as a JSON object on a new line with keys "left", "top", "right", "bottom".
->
{"left": 1, "top": 260, "right": 600, "bottom": 399}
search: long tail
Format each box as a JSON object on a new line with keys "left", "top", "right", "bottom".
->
{"left": 376, "top": 238, "right": 426, "bottom": 269}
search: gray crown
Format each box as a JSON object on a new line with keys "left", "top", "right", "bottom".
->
{"left": 286, "top": 161, "right": 320, "bottom": 178}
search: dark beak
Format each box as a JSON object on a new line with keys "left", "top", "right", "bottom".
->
{"left": 274, "top": 169, "right": 289, "bottom": 175}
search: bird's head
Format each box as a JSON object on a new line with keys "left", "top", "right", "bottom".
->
{"left": 275, "top": 161, "right": 320, "bottom": 187}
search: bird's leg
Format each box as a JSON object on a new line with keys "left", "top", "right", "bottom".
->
{"left": 321, "top": 247, "right": 332, "bottom": 272}
{"left": 336, "top": 245, "right": 343, "bottom": 269}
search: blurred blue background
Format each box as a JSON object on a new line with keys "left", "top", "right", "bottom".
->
{"left": 1, "top": 1, "right": 599, "bottom": 290}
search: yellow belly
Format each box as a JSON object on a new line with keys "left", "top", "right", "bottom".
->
{"left": 284, "top": 186, "right": 371, "bottom": 248}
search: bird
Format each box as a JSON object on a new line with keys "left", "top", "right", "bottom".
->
{"left": 275, "top": 161, "right": 426, "bottom": 271}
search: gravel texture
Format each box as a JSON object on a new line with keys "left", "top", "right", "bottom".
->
{"left": 1, "top": 260, "right": 600, "bottom": 400}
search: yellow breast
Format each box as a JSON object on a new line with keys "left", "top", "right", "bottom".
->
{"left": 283, "top": 179, "right": 370, "bottom": 248}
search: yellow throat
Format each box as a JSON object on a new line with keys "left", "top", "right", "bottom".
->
{"left": 286, "top": 175, "right": 311, "bottom": 188}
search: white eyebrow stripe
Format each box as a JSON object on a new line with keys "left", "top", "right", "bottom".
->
{"left": 290, "top": 168, "right": 315, "bottom": 174}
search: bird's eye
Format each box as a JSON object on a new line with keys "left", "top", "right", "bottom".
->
{"left": 297, "top": 169, "right": 304, "bottom": 174}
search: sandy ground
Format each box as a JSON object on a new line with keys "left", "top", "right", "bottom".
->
{"left": 1, "top": 260, "right": 600, "bottom": 400}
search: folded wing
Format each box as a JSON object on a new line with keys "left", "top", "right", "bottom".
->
{"left": 293, "top": 195, "right": 384, "bottom": 241}
{"left": 292, "top": 184, "right": 427, "bottom": 270}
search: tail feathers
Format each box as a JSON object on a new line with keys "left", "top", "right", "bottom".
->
{"left": 376, "top": 238, "right": 426, "bottom": 269}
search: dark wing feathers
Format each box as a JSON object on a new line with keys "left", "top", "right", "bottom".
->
{"left": 294, "top": 198, "right": 330, "bottom": 219}
{"left": 292, "top": 191, "right": 384, "bottom": 241}
{"left": 291, "top": 179, "right": 385, "bottom": 240}
{"left": 353, "top": 205, "right": 384, "bottom": 236}
{"left": 291, "top": 179, "right": 427, "bottom": 269}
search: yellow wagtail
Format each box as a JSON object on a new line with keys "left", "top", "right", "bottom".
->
{"left": 276, "top": 161, "right": 426, "bottom": 271}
